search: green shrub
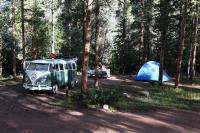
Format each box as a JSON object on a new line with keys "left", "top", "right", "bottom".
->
{"left": 70, "top": 88, "right": 123, "bottom": 108}
{"left": 87, "top": 88, "right": 122, "bottom": 107}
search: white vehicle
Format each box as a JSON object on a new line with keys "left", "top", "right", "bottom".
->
{"left": 88, "top": 65, "right": 110, "bottom": 78}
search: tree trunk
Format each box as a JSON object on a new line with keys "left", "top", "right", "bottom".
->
{"left": 21, "top": 0, "right": 25, "bottom": 61}
{"left": 82, "top": 0, "right": 93, "bottom": 96}
{"left": 190, "top": 2, "right": 199, "bottom": 81}
{"left": 146, "top": 25, "right": 151, "bottom": 61}
{"left": 12, "top": 0, "right": 16, "bottom": 76}
{"left": 122, "top": 0, "right": 127, "bottom": 74}
{"left": 0, "top": 33, "right": 2, "bottom": 76}
{"left": 159, "top": 0, "right": 170, "bottom": 83}
{"left": 187, "top": 25, "right": 194, "bottom": 79}
{"left": 175, "top": 0, "right": 188, "bottom": 87}
{"left": 94, "top": 0, "right": 100, "bottom": 88}
{"left": 159, "top": 45, "right": 164, "bottom": 82}
{"left": 32, "top": 27, "right": 37, "bottom": 59}
{"left": 51, "top": 0, "right": 55, "bottom": 54}
{"left": 140, "top": 0, "right": 145, "bottom": 63}
{"left": 21, "top": 0, "right": 25, "bottom": 81}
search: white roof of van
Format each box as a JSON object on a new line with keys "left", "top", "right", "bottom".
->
{"left": 29, "top": 59, "right": 76, "bottom": 64}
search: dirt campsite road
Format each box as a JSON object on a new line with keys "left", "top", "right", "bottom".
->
{"left": 0, "top": 76, "right": 200, "bottom": 133}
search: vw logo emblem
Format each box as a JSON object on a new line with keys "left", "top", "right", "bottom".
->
{"left": 31, "top": 73, "right": 37, "bottom": 81}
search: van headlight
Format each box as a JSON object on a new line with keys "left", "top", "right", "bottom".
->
{"left": 25, "top": 76, "right": 29, "bottom": 82}
{"left": 24, "top": 74, "right": 31, "bottom": 83}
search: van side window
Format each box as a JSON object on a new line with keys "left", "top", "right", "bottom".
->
{"left": 72, "top": 63, "right": 76, "bottom": 70}
{"left": 60, "top": 64, "right": 64, "bottom": 70}
{"left": 65, "top": 64, "right": 69, "bottom": 70}
{"left": 68, "top": 63, "right": 72, "bottom": 70}
{"left": 49, "top": 64, "right": 53, "bottom": 71}
{"left": 55, "top": 64, "right": 59, "bottom": 71}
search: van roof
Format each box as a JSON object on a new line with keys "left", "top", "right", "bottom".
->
{"left": 29, "top": 59, "right": 76, "bottom": 64}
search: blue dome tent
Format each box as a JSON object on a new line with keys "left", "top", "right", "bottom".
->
{"left": 134, "top": 61, "right": 171, "bottom": 82}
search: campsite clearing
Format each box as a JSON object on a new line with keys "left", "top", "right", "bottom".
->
{"left": 0, "top": 76, "right": 200, "bottom": 133}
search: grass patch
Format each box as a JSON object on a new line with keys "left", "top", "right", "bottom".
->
{"left": 0, "top": 75, "right": 15, "bottom": 81}
{"left": 129, "top": 84, "right": 200, "bottom": 111}
{"left": 59, "top": 97, "right": 74, "bottom": 108}
{"left": 59, "top": 84, "right": 200, "bottom": 111}
{"left": 0, "top": 75, "right": 22, "bottom": 81}
{"left": 0, "top": 75, "right": 22, "bottom": 86}
{"left": 181, "top": 76, "right": 200, "bottom": 85}
{"left": 113, "top": 99, "right": 129, "bottom": 110}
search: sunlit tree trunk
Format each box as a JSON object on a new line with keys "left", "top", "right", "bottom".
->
{"left": 190, "top": 2, "right": 199, "bottom": 81}
{"left": 175, "top": 0, "right": 188, "bottom": 87}
{"left": 12, "top": 0, "right": 16, "bottom": 76}
{"left": 82, "top": 0, "right": 93, "bottom": 95}
{"left": 32, "top": 27, "right": 37, "bottom": 59}
{"left": 31, "top": 0, "right": 38, "bottom": 60}
{"left": 187, "top": 26, "right": 194, "bottom": 79}
{"left": 94, "top": 0, "right": 100, "bottom": 88}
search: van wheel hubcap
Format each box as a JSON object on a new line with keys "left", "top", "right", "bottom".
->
{"left": 52, "top": 84, "right": 58, "bottom": 93}
{"left": 70, "top": 81, "right": 75, "bottom": 88}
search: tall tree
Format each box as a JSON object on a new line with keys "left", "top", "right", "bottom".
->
{"left": 114, "top": 0, "right": 128, "bottom": 74}
{"left": 31, "top": 0, "right": 37, "bottom": 59}
{"left": 175, "top": 0, "right": 188, "bottom": 87}
{"left": 190, "top": 1, "right": 199, "bottom": 80}
{"left": 12, "top": 0, "right": 16, "bottom": 76}
{"left": 51, "top": 0, "right": 55, "bottom": 54}
{"left": 0, "top": 10, "right": 2, "bottom": 76}
{"left": 21, "top": 0, "right": 25, "bottom": 61}
{"left": 82, "top": 0, "right": 93, "bottom": 95}
{"left": 94, "top": 0, "right": 100, "bottom": 88}
{"left": 0, "top": 33, "right": 2, "bottom": 76}
{"left": 140, "top": 0, "right": 145, "bottom": 63}
{"left": 159, "top": 0, "right": 171, "bottom": 83}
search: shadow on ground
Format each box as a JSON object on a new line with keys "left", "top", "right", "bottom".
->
{"left": 0, "top": 77, "right": 200, "bottom": 133}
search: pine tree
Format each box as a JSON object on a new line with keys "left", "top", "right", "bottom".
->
{"left": 175, "top": 0, "right": 188, "bottom": 87}
{"left": 190, "top": 1, "right": 199, "bottom": 80}
{"left": 82, "top": 0, "right": 93, "bottom": 95}
{"left": 94, "top": 0, "right": 100, "bottom": 88}
{"left": 12, "top": 0, "right": 16, "bottom": 76}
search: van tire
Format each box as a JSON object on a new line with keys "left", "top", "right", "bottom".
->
{"left": 69, "top": 81, "right": 75, "bottom": 88}
{"left": 51, "top": 84, "right": 58, "bottom": 94}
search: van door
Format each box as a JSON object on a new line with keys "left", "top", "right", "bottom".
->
{"left": 55, "top": 64, "right": 62, "bottom": 86}
{"left": 68, "top": 63, "right": 72, "bottom": 84}
{"left": 64, "top": 64, "right": 69, "bottom": 86}
{"left": 72, "top": 63, "right": 76, "bottom": 81}
{"left": 60, "top": 64, "right": 67, "bottom": 86}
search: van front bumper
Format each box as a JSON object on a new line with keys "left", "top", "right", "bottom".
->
{"left": 23, "top": 83, "right": 52, "bottom": 91}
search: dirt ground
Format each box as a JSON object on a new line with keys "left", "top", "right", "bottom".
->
{"left": 0, "top": 76, "right": 200, "bottom": 133}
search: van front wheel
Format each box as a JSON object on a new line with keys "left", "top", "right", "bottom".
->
{"left": 51, "top": 84, "right": 58, "bottom": 94}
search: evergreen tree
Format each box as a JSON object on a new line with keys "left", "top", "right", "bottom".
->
{"left": 175, "top": 0, "right": 188, "bottom": 87}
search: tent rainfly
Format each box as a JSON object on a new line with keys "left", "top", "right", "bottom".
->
{"left": 134, "top": 61, "right": 171, "bottom": 82}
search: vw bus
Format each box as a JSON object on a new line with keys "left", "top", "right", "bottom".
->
{"left": 23, "top": 58, "right": 78, "bottom": 93}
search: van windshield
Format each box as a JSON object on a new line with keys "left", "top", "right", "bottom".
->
{"left": 27, "top": 63, "right": 49, "bottom": 71}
